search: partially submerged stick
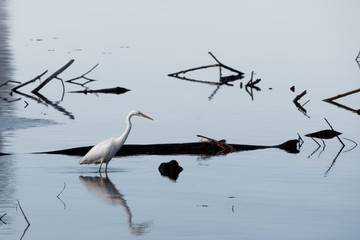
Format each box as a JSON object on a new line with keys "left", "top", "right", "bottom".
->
{"left": 324, "top": 118, "right": 345, "bottom": 146}
{"left": 17, "top": 199, "right": 30, "bottom": 226}
{"left": 323, "top": 88, "right": 360, "bottom": 102}
{"left": 31, "top": 59, "right": 74, "bottom": 94}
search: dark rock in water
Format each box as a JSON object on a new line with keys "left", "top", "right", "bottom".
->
{"left": 305, "top": 129, "right": 342, "bottom": 139}
{"left": 158, "top": 160, "right": 183, "bottom": 181}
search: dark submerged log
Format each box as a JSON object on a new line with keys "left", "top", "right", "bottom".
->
{"left": 36, "top": 139, "right": 299, "bottom": 156}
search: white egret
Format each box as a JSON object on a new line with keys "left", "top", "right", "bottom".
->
{"left": 79, "top": 110, "right": 153, "bottom": 173}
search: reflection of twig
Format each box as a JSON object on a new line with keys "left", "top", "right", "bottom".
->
{"left": 66, "top": 63, "right": 99, "bottom": 86}
{"left": 20, "top": 224, "right": 30, "bottom": 240}
{"left": 324, "top": 144, "right": 345, "bottom": 177}
{"left": 208, "top": 85, "right": 221, "bottom": 101}
{"left": 356, "top": 50, "right": 360, "bottom": 69}
{"left": 57, "top": 182, "right": 67, "bottom": 209}
{"left": 17, "top": 199, "right": 30, "bottom": 240}
{"left": 308, "top": 138, "right": 321, "bottom": 159}
{"left": 33, "top": 91, "right": 74, "bottom": 120}
{"left": 342, "top": 137, "right": 358, "bottom": 152}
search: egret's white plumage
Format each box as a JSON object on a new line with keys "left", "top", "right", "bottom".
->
{"left": 79, "top": 110, "right": 153, "bottom": 173}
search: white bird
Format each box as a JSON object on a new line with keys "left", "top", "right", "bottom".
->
{"left": 79, "top": 110, "right": 153, "bottom": 173}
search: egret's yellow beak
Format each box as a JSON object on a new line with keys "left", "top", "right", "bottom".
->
{"left": 141, "top": 113, "right": 153, "bottom": 120}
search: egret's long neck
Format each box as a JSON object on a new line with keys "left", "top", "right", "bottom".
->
{"left": 115, "top": 113, "right": 132, "bottom": 147}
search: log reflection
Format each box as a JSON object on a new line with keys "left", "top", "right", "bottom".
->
{"left": 79, "top": 175, "right": 152, "bottom": 236}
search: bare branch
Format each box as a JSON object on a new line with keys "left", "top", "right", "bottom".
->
{"left": 31, "top": 59, "right": 74, "bottom": 94}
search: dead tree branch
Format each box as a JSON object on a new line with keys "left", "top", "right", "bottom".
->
{"left": 66, "top": 63, "right": 99, "bottom": 86}
{"left": 31, "top": 59, "right": 74, "bottom": 94}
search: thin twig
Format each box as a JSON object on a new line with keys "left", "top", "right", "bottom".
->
{"left": 0, "top": 213, "right": 7, "bottom": 224}
{"left": 12, "top": 70, "right": 48, "bottom": 91}
{"left": 323, "top": 88, "right": 360, "bottom": 102}
{"left": 324, "top": 145, "right": 345, "bottom": 177}
{"left": 324, "top": 118, "right": 345, "bottom": 146}
{"left": 66, "top": 63, "right": 99, "bottom": 86}
{"left": 208, "top": 52, "right": 243, "bottom": 74}
{"left": 17, "top": 199, "right": 30, "bottom": 225}
{"left": 0, "top": 80, "right": 22, "bottom": 88}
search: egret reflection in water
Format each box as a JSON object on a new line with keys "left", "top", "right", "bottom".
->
{"left": 79, "top": 175, "right": 152, "bottom": 235}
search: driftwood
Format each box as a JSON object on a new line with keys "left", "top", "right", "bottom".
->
{"left": 323, "top": 88, "right": 360, "bottom": 115}
{"left": 36, "top": 138, "right": 300, "bottom": 156}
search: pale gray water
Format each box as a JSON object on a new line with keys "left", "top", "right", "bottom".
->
{"left": 1, "top": 0, "right": 360, "bottom": 239}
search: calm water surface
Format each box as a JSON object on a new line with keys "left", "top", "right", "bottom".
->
{"left": 1, "top": 0, "right": 360, "bottom": 239}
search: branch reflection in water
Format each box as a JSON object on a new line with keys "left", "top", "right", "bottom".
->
{"left": 79, "top": 175, "right": 152, "bottom": 236}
